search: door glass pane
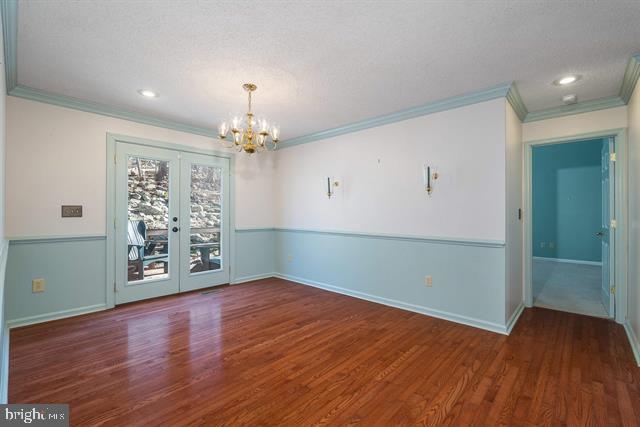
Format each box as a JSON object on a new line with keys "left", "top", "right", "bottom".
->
{"left": 127, "top": 157, "right": 170, "bottom": 282}
{"left": 190, "top": 164, "right": 222, "bottom": 274}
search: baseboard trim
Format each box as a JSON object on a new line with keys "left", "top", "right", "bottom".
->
{"left": 623, "top": 322, "right": 640, "bottom": 367}
{"left": 7, "top": 304, "right": 108, "bottom": 329}
{"left": 0, "top": 327, "right": 8, "bottom": 404}
{"left": 505, "top": 302, "right": 525, "bottom": 335}
{"left": 274, "top": 273, "right": 509, "bottom": 335}
{"left": 533, "top": 256, "right": 602, "bottom": 266}
{"left": 231, "top": 272, "right": 277, "bottom": 285}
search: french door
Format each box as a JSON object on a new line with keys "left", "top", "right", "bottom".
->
{"left": 114, "top": 142, "right": 230, "bottom": 304}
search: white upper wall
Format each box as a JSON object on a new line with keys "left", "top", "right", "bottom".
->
{"left": 275, "top": 98, "right": 507, "bottom": 242}
{"left": 5, "top": 96, "right": 276, "bottom": 237}
{"left": 522, "top": 106, "right": 628, "bottom": 142}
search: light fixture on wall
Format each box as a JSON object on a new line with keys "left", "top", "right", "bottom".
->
{"left": 326, "top": 177, "right": 339, "bottom": 198}
{"left": 217, "top": 83, "right": 280, "bottom": 154}
{"left": 423, "top": 165, "right": 439, "bottom": 195}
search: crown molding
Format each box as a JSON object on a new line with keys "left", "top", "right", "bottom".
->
{"left": 523, "top": 96, "right": 626, "bottom": 123}
{"left": 619, "top": 54, "right": 640, "bottom": 104}
{"left": 2, "top": 0, "right": 637, "bottom": 145}
{"left": 506, "top": 83, "right": 528, "bottom": 121}
{"left": 10, "top": 85, "right": 217, "bottom": 137}
{"left": 1, "top": 0, "right": 17, "bottom": 92}
{"left": 279, "top": 83, "right": 512, "bottom": 148}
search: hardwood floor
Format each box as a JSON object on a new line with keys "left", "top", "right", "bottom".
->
{"left": 9, "top": 278, "right": 640, "bottom": 426}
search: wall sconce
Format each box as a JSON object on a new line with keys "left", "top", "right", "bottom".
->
{"left": 423, "top": 165, "right": 439, "bottom": 195}
{"left": 326, "top": 176, "right": 340, "bottom": 198}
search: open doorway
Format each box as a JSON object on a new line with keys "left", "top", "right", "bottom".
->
{"left": 530, "top": 137, "right": 614, "bottom": 318}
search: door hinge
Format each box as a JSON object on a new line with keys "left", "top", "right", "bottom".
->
{"left": 114, "top": 217, "right": 116, "bottom": 229}
{"left": 611, "top": 285, "right": 616, "bottom": 295}
{"left": 114, "top": 153, "right": 117, "bottom": 164}
{"left": 114, "top": 282, "right": 117, "bottom": 292}
{"left": 610, "top": 152, "right": 617, "bottom": 162}
{"left": 611, "top": 219, "right": 617, "bottom": 229}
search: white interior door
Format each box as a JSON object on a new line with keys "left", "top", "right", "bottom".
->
{"left": 600, "top": 138, "right": 615, "bottom": 317}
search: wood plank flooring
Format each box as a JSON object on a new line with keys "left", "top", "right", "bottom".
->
{"left": 9, "top": 278, "right": 640, "bottom": 426}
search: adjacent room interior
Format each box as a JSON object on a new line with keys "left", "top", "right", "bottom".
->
{"left": 0, "top": 1, "right": 639, "bottom": 425}
{"left": 531, "top": 138, "right": 614, "bottom": 317}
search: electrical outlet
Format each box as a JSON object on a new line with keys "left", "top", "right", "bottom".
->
{"left": 424, "top": 276, "right": 433, "bottom": 287}
{"left": 549, "top": 242, "right": 555, "bottom": 249}
{"left": 540, "top": 242, "right": 546, "bottom": 248}
{"left": 32, "top": 278, "right": 45, "bottom": 293}
{"left": 287, "top": 254, "right": 293, "bottom": 263}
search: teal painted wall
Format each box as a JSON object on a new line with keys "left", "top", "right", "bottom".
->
{"left": 4, "top": 230, "right": 277, "bottom": 325}
{"left": 5, "top": 238, "right": 107, "bottom": 324}
{"left": 274, "top": 230, "right": 507, "bottom": 331}
{"left": 532, "top": 139, "right": 604, "bottom": 262}
{"left": 233, "top": 229, "right": 276, "bottom": 281}
{"left": 4, "top": 230, "right": 509, "bottom": 332}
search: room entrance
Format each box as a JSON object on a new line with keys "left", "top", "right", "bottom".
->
{"left": 113, "top": 141, "right": 230, "bottom": 304}
{"left": 530, "top": 137, "right": 615, "bottom": 317}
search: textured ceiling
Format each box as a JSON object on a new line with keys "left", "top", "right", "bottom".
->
{"left": 16, "top": 0, "right": 640, "bottom": 140}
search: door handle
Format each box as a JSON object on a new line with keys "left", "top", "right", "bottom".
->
{"left": 172, "top": 227, "right": 179, "bottom": 232}
{"left": 595, "top": 231, "right": 604, "bottom": 237}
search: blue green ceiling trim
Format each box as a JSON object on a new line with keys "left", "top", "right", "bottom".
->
{"left": 1, "top": 0, "right": 17, "bottom": 92}
{"left": 279, "top": 83, "right": 512, "bottom": 148}
{"left": 619, "top": 54, "right": 640, "bottom": 104}
{"left": 9, "top": 85, "right": 217, "bottom": 137}
{"left": 523, "top": 96, "right": 625, "bottom": 123}
{"left": 506, "top": 83, "right": 528, "bottom": 121}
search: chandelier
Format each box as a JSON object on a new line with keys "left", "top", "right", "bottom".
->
{"left": 217, "top": 83, "right": 280, "bottom": 153}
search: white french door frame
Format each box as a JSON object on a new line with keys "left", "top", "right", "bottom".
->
{"left": 523, "top": 128, "right": 628, "bottom": 324}
{"left": 106, "top": 133, "right": 236, "bottom": 308}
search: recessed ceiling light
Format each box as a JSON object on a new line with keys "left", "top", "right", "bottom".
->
{"left": 138, "top": 89, "right": 158, "bottom": 98}
{"left": 554, "top": 75, "right": 581, "bottom": 86}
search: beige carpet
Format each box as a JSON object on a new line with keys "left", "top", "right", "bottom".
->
{"left": 532, "top": 258, "right": 608, "bottom": 318}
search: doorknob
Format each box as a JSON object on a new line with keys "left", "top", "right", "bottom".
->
{"left": 172, "top": 227, "right": 179, "bottom": 232}
{"left": 172, "top": 217, "right": 178, "bottom": 222}
{"left": 595, "top": 231, "right": 604, "bottom": 237}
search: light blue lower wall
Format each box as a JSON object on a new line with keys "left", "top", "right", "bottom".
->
{"left": 0, "top": 240, "right": 9, "bottom": 404}
{"left": 5, "top": 237, "right": 107, "bottom": 326}
{"left": 233, "top": 229, "right": 276, "bottom": 282}
{"left": 274, "top": 229, "right": 508, "bottom": 332}
{"left": 4, "top": 229, "right": 513, "bottom": 334}
{"left": 3, "top": 230, "right": 276, "bottom": 326}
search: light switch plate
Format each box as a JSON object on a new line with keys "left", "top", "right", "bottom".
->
{"left": 61, "top": 205, "right": 83, "bottom": 217}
